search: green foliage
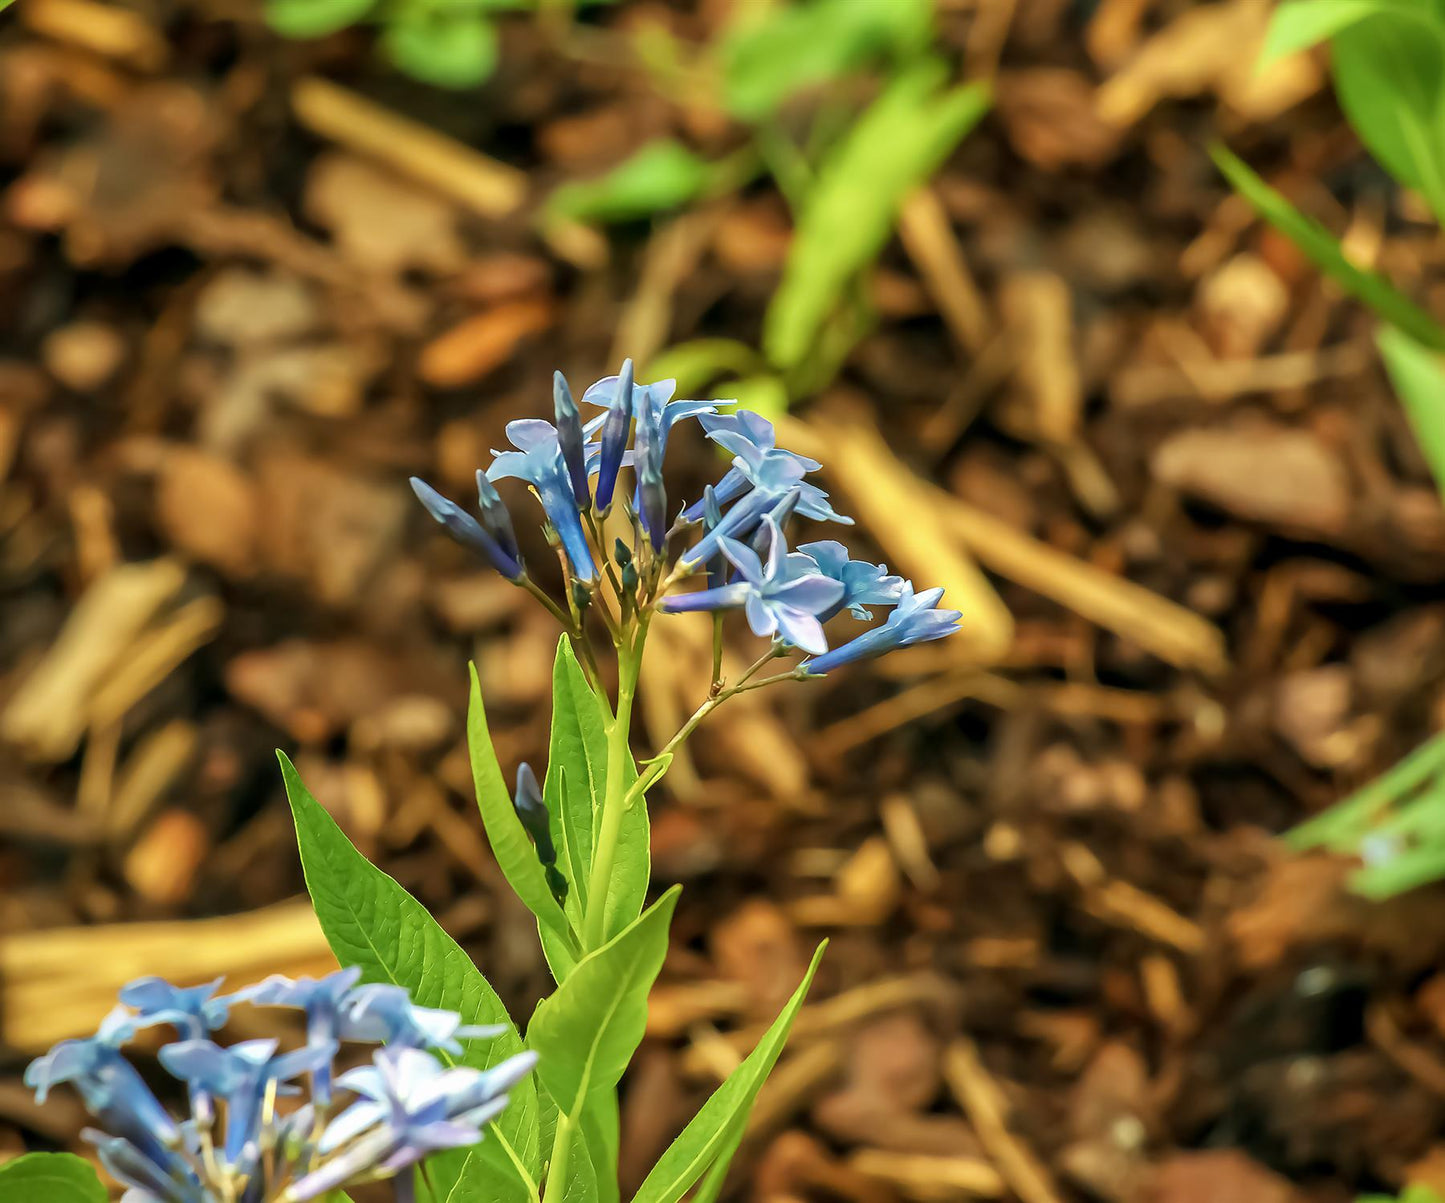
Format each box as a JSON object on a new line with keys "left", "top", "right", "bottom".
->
{"left": 719, "top": 0, "right": 933, "bottom": 121}
{"left": 1259, "top": 0, "right": 1443, "bottom": 66}
{"left": 1209, "top": 146, "right": 1445, "bottom": 350}
{"left": 547, "top": 141, "right": 714, "bottom": 225}
{"left": 468, "top": 663, "right": 578, "bottom": 967}
{"left": 0, "top": 1154, "right": 106, "bottom": 1203}
{"left": 764, "top": 63, "right": 989, "bottom": 371}
{"left": 1378, "top": 326, "right": 1445, "bottom": 501}
{"left": 382, "top": 11, "right": 500, "bottom": 90}
{"left": 1288, "top": 735, "right": 1445, "bottom": 899}
{"left": 632, "top": 942, "right": 826, "bottom": 1203}
{"left": 529, "top": 889, "right": 679, "bottom": 1117}
{"left": 281, "top": 752, "right": 543, "bottom": 1203}
{"left": 1359, "top": 1186, "right": 1445, "bottom": 1203}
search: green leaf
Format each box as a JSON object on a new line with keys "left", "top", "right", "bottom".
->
{"left": 1259, "top": 0, "right": 1435, "bottom": 66}
{"left": 1331, "top": 10, "right": 1445, "bottom": 224}
{"left": 1211, "top": 144, "right": 1445, "bottom": 350}
{"left": 1379, "top": 325, "right": 1445, "bottom": 499}
{"left": 0, "top": 1154, "right": 106, "bottom": 1203}
{"left": 645, "top": 340, "right": 767, "bottom": 396}
{"left": 581, "top": 1092, "right": 621, "bottom": 1203}
{"left": 468, "top": 663, "right": 577, "bottom": 964}
{"left": 548, "top": 140, "right": 713, "bottom": 225}
{"left": 281, "top": 752, "right": 541, "bottom": 1203}
{"left": 763, "top": 64, "right": 989, "bottom": 371}
{"left": 265, "top": 0, "right": 375, "bottom": 38}
{"left": 528, "top": 887, "right": 679, "bottom": 1117}
{"left": 632, "top": 942, "right": 827, "bottom": 1203}
{"left": 543, "top": 638, "right": 649, "bottom": 948}
{"left": 720, "top": 0, "right": 933, "bottom": 121}
{"left": 382, "top": 11, "right": 499, "bottom": 89}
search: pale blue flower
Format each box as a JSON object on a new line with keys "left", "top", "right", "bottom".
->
{"left": 664, "top": 518, "right": 842, "bottom": 654}
{"left": 553, "top": 371, "right": 590, "bottom": 506}
{"left": 592, "top": 358, "right": 634, "bottom": 512}
{"left": 118, "top": 978, "right": 228, "bottom": 1041}
{"left": 581, "top": 372, "right": 716, "bottom": 465}
{"left": 340, "top": 984, "right": 505, "bottom": 1054}
{"left": 804, "top": 582, "right": 962, "bottom": 673}
{"left": 230, "top": 968, "right": 362, "bottom": 1103}
{"left": 487, "top": 420, "right": 596, "bottom": 581}
{"left": 798, "top": 541, "right": 904, "bottom": 620}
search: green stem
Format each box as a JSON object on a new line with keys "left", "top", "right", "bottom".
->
{"left": 540, "top": 1111, "right": 577, "bottom": 1203}
{"left": 582, "top": 616, "right": 649, "bottom": 950}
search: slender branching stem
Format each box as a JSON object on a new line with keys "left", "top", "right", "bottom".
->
{"left": 540, "top": 1111, "right": 577, "bottom": 1203}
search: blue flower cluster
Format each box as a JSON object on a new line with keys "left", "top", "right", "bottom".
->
{"left": 411, "top": 361, "right": 961, "bottom": 670}
{"left": 26, "top": 970, "right": 534, "bottom": 1203}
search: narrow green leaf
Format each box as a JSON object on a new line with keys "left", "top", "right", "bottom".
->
{"left": 581, "top": 1092, "right": 621, "bottom": 1203}
{"left": 281, "top": 752, "right": 541, "bottom": 1203}
{"left": 720, "top": 0, "right": 933, "bottom": 120}
{"left": 1258, "top": 0, "right": 1431, "bottom": 66}
{"left": 548, "top": 141, "right": 712, "bottom": 225}
{"left": 545, "top": 638, "right": 609, "bottom": 929}
{"left": 645, "top": 340, "right": 766, "bottom": 396}
{"left": 763, "top": 64, "right": 989, "bottom": 370}
{"left": 632, "top": 942, "right": 827, "bottom": 1203}
{"left": 1211, "top": 144, "right": 1445, "bottom": 350}
{"left": 468, "top": 663, "right": 575, "bottom": 959}
{"left": 528, "top": 887, "right": 680, "bottom": 1117}
{"left": 1288, "top": 733, "right": 1445, "bottom": 852}
{"left": 1378, "top": 325, "right": 1445, "bottom": 499}
{"left": 0, "top": 1154, "right": 106, "bottom": 1203}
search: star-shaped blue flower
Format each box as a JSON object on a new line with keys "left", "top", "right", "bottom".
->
{"left": 798, "top": 541, "right": 904, "bottom": 620}
{"left": 488, "top": 419, "right": 596, "bottom": 581}
{"left": 804, "top": 582, "right": 962, "bottom": 674}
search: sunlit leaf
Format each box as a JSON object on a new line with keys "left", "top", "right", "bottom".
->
{"left": 383, "top": 11, "right": 499, "bottom": 89}
{"left": 631, "top": 943, "right": 826, "bottom": 1203}
{"left": 282, "top": 753, "right": 541, "bottom": 1203}
{"left": 265, "top": 0, "right": 375, "bottom": 39}
{"left": 0, "top": 1154, "right": 106, "bottom": 1203}
{"left": 1259, "top": 0, "right": 1436, "bottom": 66}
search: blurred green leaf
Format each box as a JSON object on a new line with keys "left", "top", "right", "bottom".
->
{"left": 383, "top": 11, "right": 499, "bottom": 89}
{"left": 1211, "top": 144, "right": 1445, "bottom": 350}
{"left": 548, "top": 140, "right": 713, "bottom": 225}
{"left": 1259, "top": 0, "right": 1438, "bottom": 66}
{"left": 1378, "top": 325, "right": 1445, "bottom": 499}
{"left": 0, "top": 1154, "right": 106, "bottom": 1203}
{"left": 1332, "top": 10, "right": 1445, "bottom": 225}
{"left": 712, "top": 375, "right": 789, "bottom": 424}
{"left": 646, "top": 340, "right": 767, "bottom": 395}
{"left": 721, "top": 0, "right": 933, "bottom": 121}
{"left": 265, "top": 0, "right": 375, "bottom": 39}
{"left": 764, "top": 63, "right": 988, "bottom": 371}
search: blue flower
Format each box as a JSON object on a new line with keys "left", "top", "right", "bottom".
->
{"left": 410, "top": 477, "right": 524, "bottom": 582}
{"left": 84, "top": 1130, "right": 200, "bottom": 1203}
{"left": 803, "top": 582, "right": 962, "bottom": 674}
{"left": 488, "top": 420, "right": 596, "bottom": 581}
{"left": 592, "top": 358, "right": 634, "bottom": 512}
{"left": 634, "top": 410, "right": 667, "bottom": 551}
{"left": 26, "top": 1008, "right": 181, "bottom": 1162}
{"left": 340, "top": 985, "right": 505, "bottom": 1054}
{"left": 680, "top": 451, "right": 810, "bottom": 569}
{"left": 287, "top": 1047, "right": 536, "bottom": 1201}
{"left": 553, "top": 371, "right": 590, "bottom": 507}
{"left": 581, "top": 372, "right": 716, "bottom": 465}
{"left": 797, "top": 541, "right": 904, "bottom": 620}
{"left": 160, "top": 1037, "right": 335, "bottom": 1164}
{"left": 664, "top": 517, "right": 843, "bottom": 654}
{"left": 230, "top": 968, "right": 362, "bottom": 1104}
{"left": 117, "top": 978, "right": 228, "bottom": 1041}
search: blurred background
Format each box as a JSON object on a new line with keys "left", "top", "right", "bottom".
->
{"left": 4, "top": 0, "right": 1445, "bottom": 1199}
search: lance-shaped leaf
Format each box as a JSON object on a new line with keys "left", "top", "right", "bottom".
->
{"left": 632, "top": 942, "right": 826, "bottom": 1203}
{"left": 0, "top": 1153, "right": 106, "bottom": 1203}
{"left": 468, "top": 663, "right": 578, "bottom": 965}
{"left": 281, "top": 752, "right": 542, "bottom": 1203}
{"left": 528, "top": 888, "right": 679, "bottom": 1118}
{"left": 1211, "top": 144, "right": 1445, "bottom": 351}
